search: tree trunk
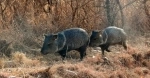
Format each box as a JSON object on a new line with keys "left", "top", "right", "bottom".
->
{"left": 116, "top": 0, "right": 124, "bottom": 27}
{"left": 105, "top": 0, "right": 113, "bottom": 26}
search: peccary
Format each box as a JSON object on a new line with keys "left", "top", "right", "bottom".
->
{"left": 41, "top": 28, "right": 89, "bottom": 60}
{"left": 89, "top": 26, "right": 127, "bottom": 55}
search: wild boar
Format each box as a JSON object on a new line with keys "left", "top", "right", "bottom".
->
{"left": 41, "top": 28, "right": 89, "bottom": 60}
{"left": 89, "top": 26, "right": 127, "bottom": 55}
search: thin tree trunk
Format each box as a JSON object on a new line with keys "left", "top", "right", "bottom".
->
{"left": 143, "top": 0, "right": 150, "bottom": 19}
{"left": 105, "top": 0, "right": 112, "bottom": 26}
{"left": 116, "top": 0, "right": 124, "bottom": 27}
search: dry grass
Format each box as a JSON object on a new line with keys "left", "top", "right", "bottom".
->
{"left": 0, "top": 43, "right": 150, "bottom": 78}
{"left": 11, "top": 52, "right": 41, "bottom": 67}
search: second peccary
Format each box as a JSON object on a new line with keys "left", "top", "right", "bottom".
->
{"left": 41, "top": 28, "right": 89, "bottom": 60}
{"left": 89, "top": 26, "right": 127, "bottom": 55}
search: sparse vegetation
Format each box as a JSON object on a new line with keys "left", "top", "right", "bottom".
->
{"left": 0, "top": 0, "right": 150, "bottom": 78}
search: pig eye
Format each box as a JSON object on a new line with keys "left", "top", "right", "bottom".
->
{"left": 93, "top": 38, "right": 97, "bottom": 40}
{"left": 47, "top": 43, "right": 51, "bottom": 46}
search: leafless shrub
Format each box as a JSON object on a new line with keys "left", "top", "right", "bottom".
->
{"left": 0, "top": 39, "right": 12, "bottom": 57}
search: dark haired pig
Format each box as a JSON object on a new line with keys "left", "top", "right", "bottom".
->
{"left": 41, "top": 28, "right": 89, "bottom": 60}
{"left": 89, "top": 26, "right": 127, "bottom": 55}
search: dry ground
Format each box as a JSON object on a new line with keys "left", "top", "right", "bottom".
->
{"left": 0, "top": 36, "right": 150, "bottom": 78}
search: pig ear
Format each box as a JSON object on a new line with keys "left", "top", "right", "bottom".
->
{"left": 92, "top": 31, "right": 95, "bottom": 33}
{"left": 52, "top": 34, "right": 58, "bottom": 40}
{"left": 44, "top": 34, "right": 47, "bottom": 36}
{"left": 43, "top": 34, "right": 48, "bottom": 37}
{"left": 92, "top": 30, "right": 98, "bottom": 33}
{"left": 98, "top": 30, "right": 102, "bottom": 34}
